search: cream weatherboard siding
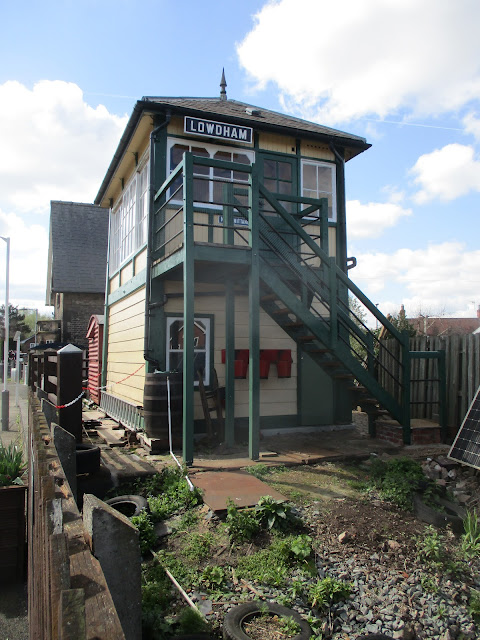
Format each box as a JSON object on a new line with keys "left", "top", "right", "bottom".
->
{"left": 164, "top": 281, "right": 297, "bottom": 421}
{"left": 106, "top": 287, "right": 146, "bottom": 406}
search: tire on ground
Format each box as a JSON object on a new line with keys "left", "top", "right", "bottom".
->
{"left": 75, "top": 443, "right": 101, "bottom": 474}
{"left": 105, "top": 495, "right": 148, "bottom": 518}
{"left": 223, "top": 602, "right": 312, "bottom": 640}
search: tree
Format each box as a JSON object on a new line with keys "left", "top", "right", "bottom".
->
{"left": 0, "top": 305, "right": 33, "bottom": 345}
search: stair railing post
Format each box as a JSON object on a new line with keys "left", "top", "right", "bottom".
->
{"left": 328, "top": 257, "right": 338, "bottom": 349}
{"left": 401, "top": 331, "right": 411, "bottom": 445}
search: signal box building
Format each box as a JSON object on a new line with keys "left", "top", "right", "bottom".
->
{"left": 94, "top": 77, "right": 425, "bottom": 464}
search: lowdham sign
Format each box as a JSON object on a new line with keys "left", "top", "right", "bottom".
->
{"left": 184, "top": 116, "right": 253, "bottom": 144}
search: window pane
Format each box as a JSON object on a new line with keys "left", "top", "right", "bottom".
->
{"left": 171, "top": 144, "right": 188, "bottom": 168}
{"left": 303, "top": 163, "right": 316, "bottom": 190}
{"left": 277, "top": 161, "right": 292, "bottom": 181}
{"left": 316, "top": 166, "right": 332, "bottom": 193}
{"left": 264, "top": 159, "right": 276, "bottom": 179}
{"left": 192, "top": 147, "right": 209, "bottom": 175}
{"left": 213, "top": 150, "right": 231, "bottom": 179}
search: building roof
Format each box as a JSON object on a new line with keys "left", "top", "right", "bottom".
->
{"left": 409, "top": 316, "right": 480, "bottom": 336}
{"left": 95, "top": 94, "right": 371, "bottom": 205}
{"left": 142, "top": 96, "right": 369, "bottom": 146}
{"left": 46, "top": 201, "right": 109, "bottom": 303}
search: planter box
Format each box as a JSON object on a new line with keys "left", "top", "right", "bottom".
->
{"left": 0, "top": 484, "right": 27, "bottom": 582}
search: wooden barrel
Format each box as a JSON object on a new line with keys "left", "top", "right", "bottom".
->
{"left": 143, "top": 372, "right": 183, "bottom": 449}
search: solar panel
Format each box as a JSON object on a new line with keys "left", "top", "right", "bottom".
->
{"left": 448, "top": 384, "right": 480, "bottom": 470}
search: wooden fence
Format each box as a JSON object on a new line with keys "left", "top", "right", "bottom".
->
{"left": 379, "top": 334, "right": 480, "bottom": 431}
{"left": 28, "top": 392, "right": 125, "bottom": 639}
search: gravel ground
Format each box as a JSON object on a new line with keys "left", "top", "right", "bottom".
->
{"left": 0, "top": 582, "right": 28, "bottom": 640}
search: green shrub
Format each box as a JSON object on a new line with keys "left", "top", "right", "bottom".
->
{"left": 226, "top": 499, "right": 260, "bottom": 542}
{"left": 461, "top": 510, "right": 480, "bottom": 558}
{"left": 255, "top": 495, "right": 297, "bottom": 531}
{"left": 131, "top": 511, "right": 156, "bottom": 554}
{"left": 147, "top": 466, "right": 202, "bottom": 521}
{"left": 367, "top": 457, "right": 429, "bottom": 510}
{"left": 307, "top": 577, "right": 352, "bottom": 610}
{"left": 0, "top": 440, "right": 26, "bottom": 487}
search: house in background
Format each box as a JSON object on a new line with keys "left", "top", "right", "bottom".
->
{"left": 94, "top": 76, "right": 439, "bottom": 464}
{"left": 46, "top": 201, "right": 109, "bottom": 350}
{"left": 406, "top": 306, "right": 480, "bottom": 336}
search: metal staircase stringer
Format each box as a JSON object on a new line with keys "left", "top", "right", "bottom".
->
{"left": 259, "top": 260, "right": 405, "bottom": 425}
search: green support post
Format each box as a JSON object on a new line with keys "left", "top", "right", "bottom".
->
{"left": 401, "top": 332, "right": 411, "bottom": 445}
{"left": 225, "top": 279, "right": 235, "bottom": 447}
{"left": 248, "top": 164, "right": 260, "bottom": 460}
{"left": 438, "top": 349, "right": 447, "bottom": 442}
{"left": 182, "top": 153, "right": 195, "bottom": 465}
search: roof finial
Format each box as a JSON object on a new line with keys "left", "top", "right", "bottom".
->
{"left": 220, "top": 68, "right": 227, "bottom": 101}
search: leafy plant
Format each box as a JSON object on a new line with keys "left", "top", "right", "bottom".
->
{"left": 182, "top": 531, "right": 213, "bottom": 561}
{"left": 131, "top": 511, "right": 156, "bottom": 554}
{"left": 245, "top": 463, "right": 271, "bottom": 479}
{"left": 366, "top": 456, "right": 430, "bottom": 510}
{"left": 415, "top": 526, "right": 463, "bottom": 577}
{"left": 147, "top": 466, "right": 201, "bottom": 521}
{"left": 468, "top": 588, "right": 480, "bottom": 623}
{"left": 307, "top": 577, "right": 352, "bottom": 610}
{"left": 279, "top": 615, "right": 301, "bottom": 636}
{"left": 175, "top": 607, "right": 211, "bottom": 635}
{"left": 236, "top": 540, "right": 290, "bottom": 587}
{"left": 461, "top": 510, "right": 480, "bottom": 558}
{"left": 226, "top": 498, "right": 260, "bottom": 542}
{"left": 200, "top": 565, "right": 226, "bottom": 589}
{"left": 289, "top": 534, "right": 313, "bottom": 561}
{"left": 0, "top": 440, "right": 26, "bottom": 487}
{"left": 255, "top": 495, "right": 295, "bottom": 531}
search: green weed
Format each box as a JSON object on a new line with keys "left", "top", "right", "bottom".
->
{"left": 226, "top": 499, "right": 260, "bottom": 543}
{"left": 131, "top": 511, "right": 156, "bottom": 554}
{"left": 255, "top": 495, "right": 297, "bottom": 531}
{"left": 199, "top": 565, "right": 226, "bottom": 590}
{"left": 461, "top": 510, "right": 480, "bottom": 558}
{"left": 307, "top": 577, "right": 352, "bottom": 610}
{"left": 245, "top": 463, "right": 271, "bottom": 479}
{"left": 468, "top": 588, "right": 480, "bottom": 622}
{"left": 367, "top": 457, "right": 429, "bottom": 510}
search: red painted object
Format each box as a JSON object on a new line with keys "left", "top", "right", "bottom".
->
{"left": 86, "top": 314, "right": 104, "bottom": 405}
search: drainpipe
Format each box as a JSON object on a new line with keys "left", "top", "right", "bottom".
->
{"left": 329, "top": 142, "right": 347, "bottom": 273}
{"left": 144, "top": 112, "right": 171, "bottom": 368}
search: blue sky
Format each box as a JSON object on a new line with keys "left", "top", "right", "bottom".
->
{"left": 1, "top": 0, "right": 480, "bottom": 320}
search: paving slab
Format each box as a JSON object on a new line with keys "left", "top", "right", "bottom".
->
{"left": 100, "top": 447, "right": 157, "bottom": 484}
{"left": 190, "top": 470, "right": 287, "bottom": 512}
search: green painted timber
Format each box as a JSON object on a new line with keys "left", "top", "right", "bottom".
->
{"left": 225, "top": 280, "right": 235, "bottom": 447}
{"left": 248, "top": 163, "right": 260, "bottom": 460}
{"left": 107, "top": 269, "right": 146, "bottom": 306}
{"left": 182, "top": 153, "right": 195, "bottom": 466}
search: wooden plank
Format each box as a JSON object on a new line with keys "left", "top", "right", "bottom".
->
{"left": 59, "top": 589, "right": 86, "bottom": 640}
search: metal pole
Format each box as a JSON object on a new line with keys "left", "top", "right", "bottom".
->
{"left": 1, "top": 236, "right": 10, "bottom": 431}
{"left": 15, "top": 331, "right": 21, "bottom": 406}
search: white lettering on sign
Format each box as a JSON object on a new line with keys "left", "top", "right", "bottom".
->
{"left": 184, "top": 116, "right": 253, "bottom": 144}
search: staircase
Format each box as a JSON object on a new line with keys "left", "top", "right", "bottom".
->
{"left": 251, "top": 184, "right": 445, "bottom": 445}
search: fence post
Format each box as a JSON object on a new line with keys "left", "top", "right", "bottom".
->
{"left": 57, "top": 345, "right": 83, "bottom": 443}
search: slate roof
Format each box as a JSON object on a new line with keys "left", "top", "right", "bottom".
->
{"left": 141, "top": 96, "right": 369, "bottom": 146}
{"left": 46, "top": 201, "right": 108, "bottom": 302}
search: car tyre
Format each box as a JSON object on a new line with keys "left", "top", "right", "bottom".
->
{"left": 75, "top": 443, "right": 101, "bottom": 474}
{"left": 105, "top": 495, "right": 148, "bottom": 518}
{"left": 223, "top": 602, "right": 311, "bottom": 640}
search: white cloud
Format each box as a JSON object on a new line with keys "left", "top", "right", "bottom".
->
{"left": 0, "top": 209, "right": 50, "bottom": 309}
{"left": 463, "top": 112, "right": 480, "bottom": 141}
{"left": 0, "top": 80, "right": 128, "bottom": 213}
{"left": 352, "top": 242, "right": 480, "bottom": 315}
{"left": 237, "top": 0, "right": 480, "bottom": 124}
{"left": 346, "top": 199, "right": 411, "bottom": 238}
{"left": 410, "top": 143, "right": 480, "bottom": 203}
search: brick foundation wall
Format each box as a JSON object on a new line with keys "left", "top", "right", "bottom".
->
{"left": 376, "top": 420, "right": 442, "bottom": 445}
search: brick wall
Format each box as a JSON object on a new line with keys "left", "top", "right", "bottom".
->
{"left": 58, "top": 293, "right": 105, "bottom": 349}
